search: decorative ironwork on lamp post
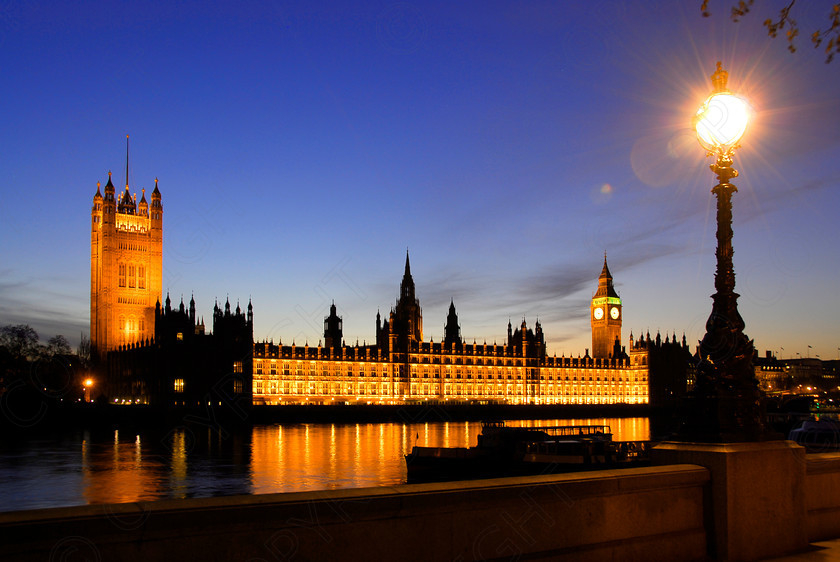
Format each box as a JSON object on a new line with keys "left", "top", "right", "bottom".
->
{"left": 684, "top": 62, "right": 775, "bottom": 442}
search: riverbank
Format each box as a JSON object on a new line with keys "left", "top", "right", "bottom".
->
{"left": 0, "top": 401, "right": 661, "bottom": 433}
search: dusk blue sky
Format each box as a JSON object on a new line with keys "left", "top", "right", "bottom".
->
{"left": 2, "top": 1, "right": 838, "bottom": 360}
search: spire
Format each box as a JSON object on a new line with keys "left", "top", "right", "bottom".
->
{"left": 595, "top": 253, "right": 619, "bottom": 298}
{"left": 600, "top": 252, "right": 611, "bottom": 282}
{"left": 104, "top": 171, "right": 115, "bottom": 200}
{"left": 324, "top": 300, "right": 343, "bottom": 349}
{"left": 444, "top": 299, "right": 461, "bottom": 345}
{"left": 118, "top": 185, "right": 136, "bottom": 214}
{"left": 399, "top": 250, "right": 416, "bottom": 302}
{"left": 125, "top": 134, "right": 130, "bottom": 190}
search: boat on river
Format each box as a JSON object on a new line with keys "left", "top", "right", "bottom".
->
{"left": 788, "top": 418, "right": 840, "bottom": 452}
{"left": 404, "top": 421, "right": 651, "bottom": 483}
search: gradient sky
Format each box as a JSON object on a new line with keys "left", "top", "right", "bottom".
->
{"left": 1, "top": 1, "right": 838, "bottom": 360}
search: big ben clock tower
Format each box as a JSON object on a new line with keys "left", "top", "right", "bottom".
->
{"left": 591, "top": 255, "right": 622, "bottom": 359}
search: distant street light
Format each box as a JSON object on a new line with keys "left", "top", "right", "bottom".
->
{"left": 683, "top": 62, "right": 771, "bottom": 442}
{"left": 83, "top": 378, "right": 94, "bottom": 402}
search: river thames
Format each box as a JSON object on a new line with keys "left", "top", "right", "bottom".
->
{"left": 0, "top": 417, "right": 649, "bottom": 513}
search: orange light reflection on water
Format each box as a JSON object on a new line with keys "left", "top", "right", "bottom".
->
{"left": 249, "top": 417, "right": 649, "bottom": 494}
{"left": 44, "top": 418, "right": 651, "bottom": 508}
{"left": 82, "top": 430, "right": 165, "bottom": 505}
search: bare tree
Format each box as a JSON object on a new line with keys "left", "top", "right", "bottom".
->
{"left": 0, "top": 324, "right": 41, "bottom": 362}
{"left": 702, "top": 0, "right": 840, "bottom": 62}
{"left": 77, "top": 333, "right": 91, "bottom": 364}
{"left": 45, "top": 335, "right": 72, "bottom": 357}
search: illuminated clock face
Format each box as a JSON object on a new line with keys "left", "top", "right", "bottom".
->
{"left": 610, "top": 307, "right": 620, "bottom": 320}
{"left": 593, "top": 307, "right": 604, "bottom": 320}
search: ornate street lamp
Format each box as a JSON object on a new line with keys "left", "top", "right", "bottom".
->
{"left": 84, "top": 378, "right": 94, "bottom": 402}
{"left": 685, "top": 62, "right": 774, "bottom": 442}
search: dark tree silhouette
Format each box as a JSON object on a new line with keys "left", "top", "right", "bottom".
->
{"left": 77, "top": 334, "right": 91, "bottom": 364}
{"left": 0, "top": 324, "right": 41, "bottom": 362}
{"left": 701, "top": 0, "right": 840, "bottom": 62}
{"left": 46, "top": 335, "right": 71, "bottom": 357}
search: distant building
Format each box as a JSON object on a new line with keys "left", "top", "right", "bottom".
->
{"left": 90, "top": 141, "right": 163, "bottom": 357}
{"left": 781, "top": 357, "right": 830, "bottom": 394}
{"left": 107, "top": 295, "right": 253, "bottom": 407}
{"left": 633, "top": 331, "right": 694, "bottom": 407}
{"left": 252, "top": 254, "right": 650, "bottom": 405}
{"left": 754, "top": 351, "right": 787, "bottom": 393}
{"left": 751, "top": 352, "right": 839, "bottom": 395}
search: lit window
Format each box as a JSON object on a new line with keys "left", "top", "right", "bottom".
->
{"left": 233, "top": 361, "right": 243, "bottom": 373}
{"left": 118, "top": 264, "right": 126, "bottom": 287}
{"left": 138, "top": 265, "right": 146, "bottom": 289}
{"left": 176, "top": 332, "right": 183, "bottom": 341}
{"left": 174, "top": 378, "right": 185, "bottom": 393}
{"left": 128, "top": 264, "right": 136, "bottom": 288}
{"left": 233, "top": 380, "right": 243, "bottom": 394}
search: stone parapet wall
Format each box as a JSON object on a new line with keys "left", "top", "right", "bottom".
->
{"left": 0, "top": 465, "right": 707, "bottom": 562}
{"left": 806, "top": 452, "right": 840, "bottom": 541}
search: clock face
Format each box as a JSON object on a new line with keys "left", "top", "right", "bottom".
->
{"left": 593, "top": 307, "right": 604, "bottom": 320}
{"left": 610, "top": 307, "right": 620, "bottom": 320}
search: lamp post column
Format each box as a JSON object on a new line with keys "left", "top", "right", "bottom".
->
{"left": 688, "top": 155, "right": 768, "bottom": 442}
{"left": 653, "top": 64, "right": 804, "bottom": 561}
{"left": 681, "top": 63, "right": 776, "bottom": 442}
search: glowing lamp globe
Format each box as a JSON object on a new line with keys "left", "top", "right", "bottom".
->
{"left": 693, "top": 62, "right": 749, "bottom": 154}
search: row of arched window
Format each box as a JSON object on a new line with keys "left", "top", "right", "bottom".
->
{"left": 119, "top": 315, "right": 147, "bottom": 344}
{"left": 118, "top": 262, "right": 147, "bottom": 289}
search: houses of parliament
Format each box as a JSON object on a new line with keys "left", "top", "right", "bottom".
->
{"left": 94, "top": 147, "right": 652, "bottom": 407}
{"left": 250, "top": 253, "right": 649, "bottom": 406}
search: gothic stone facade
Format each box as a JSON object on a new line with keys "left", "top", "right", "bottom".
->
{"left": 90, "top": 168, "right": 162, "bottom": 357}
{"left": 107, "top": 295, "right": 253, "bottom": 407}
{"left": 252, "top": 254, "right": 649, "bottom": 406}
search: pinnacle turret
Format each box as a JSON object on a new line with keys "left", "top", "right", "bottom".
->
{"left": 594, "top": 254, "right": 619, "bottom": 298}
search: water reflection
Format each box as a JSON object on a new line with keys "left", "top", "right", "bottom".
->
{"left": 81, "top": 430, "right": 164, "bottom": 505}
{"left": 248, "top": 417, "right": 649, "bottom": 493}
{"left": 1, "top": 418, "right": 648, "bottom": 512}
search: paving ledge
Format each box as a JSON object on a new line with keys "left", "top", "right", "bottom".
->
{"left": 1, "top": 464, "right": 710, "bottom": 562}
